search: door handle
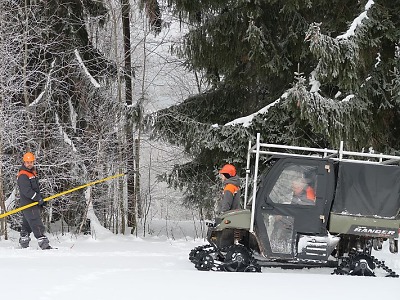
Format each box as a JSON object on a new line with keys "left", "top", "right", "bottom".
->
{"left": 261, "top": 203, "right": 274, "bottom": 210}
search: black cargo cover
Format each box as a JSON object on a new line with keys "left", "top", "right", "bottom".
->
{"left": 332, "top": 161, "right": 400, "bottom": 218}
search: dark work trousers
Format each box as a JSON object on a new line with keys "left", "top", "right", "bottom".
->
{"left": 21, "top": 206, "right": 46, "bottom": 238}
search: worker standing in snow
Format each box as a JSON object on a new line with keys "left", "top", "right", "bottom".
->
{"left": 17, "top": 152, "right": 52, "bottom": 250}
{"left": 217, "top": 164, "right": 241, "bottom": 214}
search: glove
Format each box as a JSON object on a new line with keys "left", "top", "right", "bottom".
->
{"left": 37, "top": 197, "right": 46, "bottom": 207}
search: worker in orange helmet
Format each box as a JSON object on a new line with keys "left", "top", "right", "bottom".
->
{"left": 217, "top": 164, "right": 241, "bottom": 214}
{"left": 17, "top": 152, "right": 52, "bottom": 249}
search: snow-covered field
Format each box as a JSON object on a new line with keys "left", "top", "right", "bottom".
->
{"left": 0, "top": 228, "right": 399, "bottom": 300}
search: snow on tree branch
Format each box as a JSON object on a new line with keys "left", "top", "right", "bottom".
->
{"left": 5, "top": 188, "right": 16, "bottom": 210}
{"left": 224, "top": 93, "right": 288, "bottom": 127}
{"left": 74, "top": 49, "right": 101, "bottom": 88}
{"left": 336, "top": 0, "right": 374, "bottom": 40}
{"left": 69, "top": 98, "right": 78, "bottom": 132}
{"left": 55, "top": 113, "right": 77, "bottom": 152}
{"left": 341, "top": 94, "right": 355, "bottom": 102}
{"left": 30, "top": 59, "right": 56, "bottom": 106}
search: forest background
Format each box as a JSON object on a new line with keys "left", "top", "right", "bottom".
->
{"left": 0, "top": 0, "right": 399, "bottom": 239}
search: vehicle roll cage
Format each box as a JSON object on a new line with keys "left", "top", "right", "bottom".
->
{"left": 245, "top": 133, "right": 400, "bottom": 233}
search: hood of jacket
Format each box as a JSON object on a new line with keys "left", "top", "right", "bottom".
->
{"left": 223, "top": 175, "right": 241, "bottom": 188}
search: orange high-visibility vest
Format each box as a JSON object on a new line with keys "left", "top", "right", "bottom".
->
{"left": 306, "top": 186, "right": 316, "bottom": 201}
{"left": 224, "top": 183, "right": 239, "bottom": 195}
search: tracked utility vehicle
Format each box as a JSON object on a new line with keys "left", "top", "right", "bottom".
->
{"left": 189, "top": 133, "right": 400, "bottom": 277}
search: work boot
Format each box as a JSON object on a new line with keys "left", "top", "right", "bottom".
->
{"left": 19, "top": 235, "right": 31, "bottom": 248}
{"left": 37, "top": 236, "right": 51, "bottom": 250}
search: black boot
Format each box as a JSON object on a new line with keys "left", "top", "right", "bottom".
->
{"left": 19, "top": 236, "right": 31, "bottom": 248}
{"left": 38, "top": 236, "right": 52, "bottom": 250}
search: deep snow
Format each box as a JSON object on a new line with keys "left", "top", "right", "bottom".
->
{"left": 0, "top": 225, "right": 399, "bottom": 300}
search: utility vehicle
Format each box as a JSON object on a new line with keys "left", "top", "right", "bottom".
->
{"left": 189, "top": 133, "right": 400, "bottom": 277}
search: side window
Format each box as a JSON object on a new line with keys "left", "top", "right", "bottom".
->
{"left": 269, "top": 163, "right": 318, "bottom": 206}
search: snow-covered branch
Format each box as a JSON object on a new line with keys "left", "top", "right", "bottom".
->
{"left": 336, "top": 0, "right": 374, "bottom": 40}
{"left": 30, "top": 59, "right": 56, "bottom": 106}
{"left": 54, "top": 113, "right": 77, "bottom": 152}
{"left": 224, "top": 94, "right": 287, "bottom": 127}
{"left": 74, "top": 49, "right": 101, "bottom": 88}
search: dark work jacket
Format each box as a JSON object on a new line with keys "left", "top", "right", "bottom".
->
{"left": 217, "top": 176, "right": 241, "bottom": 214}
{"left": 17, "top": 164, "right": 42, "bottom": 206}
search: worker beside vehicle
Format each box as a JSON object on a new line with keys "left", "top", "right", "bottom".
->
{"left": 217, "top": 164, "right": 241, "bottom": 214}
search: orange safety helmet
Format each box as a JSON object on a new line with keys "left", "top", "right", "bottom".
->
{"left": 23, "top": 152, "right": 35, "bottom": 162}
{"left": 219, "top": 164, "right": 237, "bottom": 177}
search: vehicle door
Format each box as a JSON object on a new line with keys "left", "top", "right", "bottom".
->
{"left": 254, "top": 157, "right": 335, "bottom": 259}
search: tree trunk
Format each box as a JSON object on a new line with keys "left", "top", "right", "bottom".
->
{"left": 0, "top": 8, "right": 6, "bottom": 238}
{"left": 121, "top": 0, "right": 137, "bottom": 233}
{"left": 23, "top": 0, "right": 29, "bottom": 108}
{"left": 0, "top": 117, "right": 6, "bottom": 239}
{"left": 134, "top": 138, "right": 141, "bottom": 218}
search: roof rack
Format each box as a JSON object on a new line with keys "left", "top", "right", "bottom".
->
{"left": 245, "top": 133, "right": 400, "bottom": 233}
{"left": 248, "top": 133, "right": 400, "bottom": 164}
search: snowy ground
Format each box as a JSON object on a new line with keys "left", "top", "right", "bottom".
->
{"left": 0, "top": 228, "right": 399, "bottom": 300}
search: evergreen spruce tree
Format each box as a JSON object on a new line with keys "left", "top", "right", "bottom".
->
{"left": 150, "top": 0, "right": 400, "bottom": 215}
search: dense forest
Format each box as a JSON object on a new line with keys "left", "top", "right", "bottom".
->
{"left": 0, "top": 0, "right": 399, "bottom": 236}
